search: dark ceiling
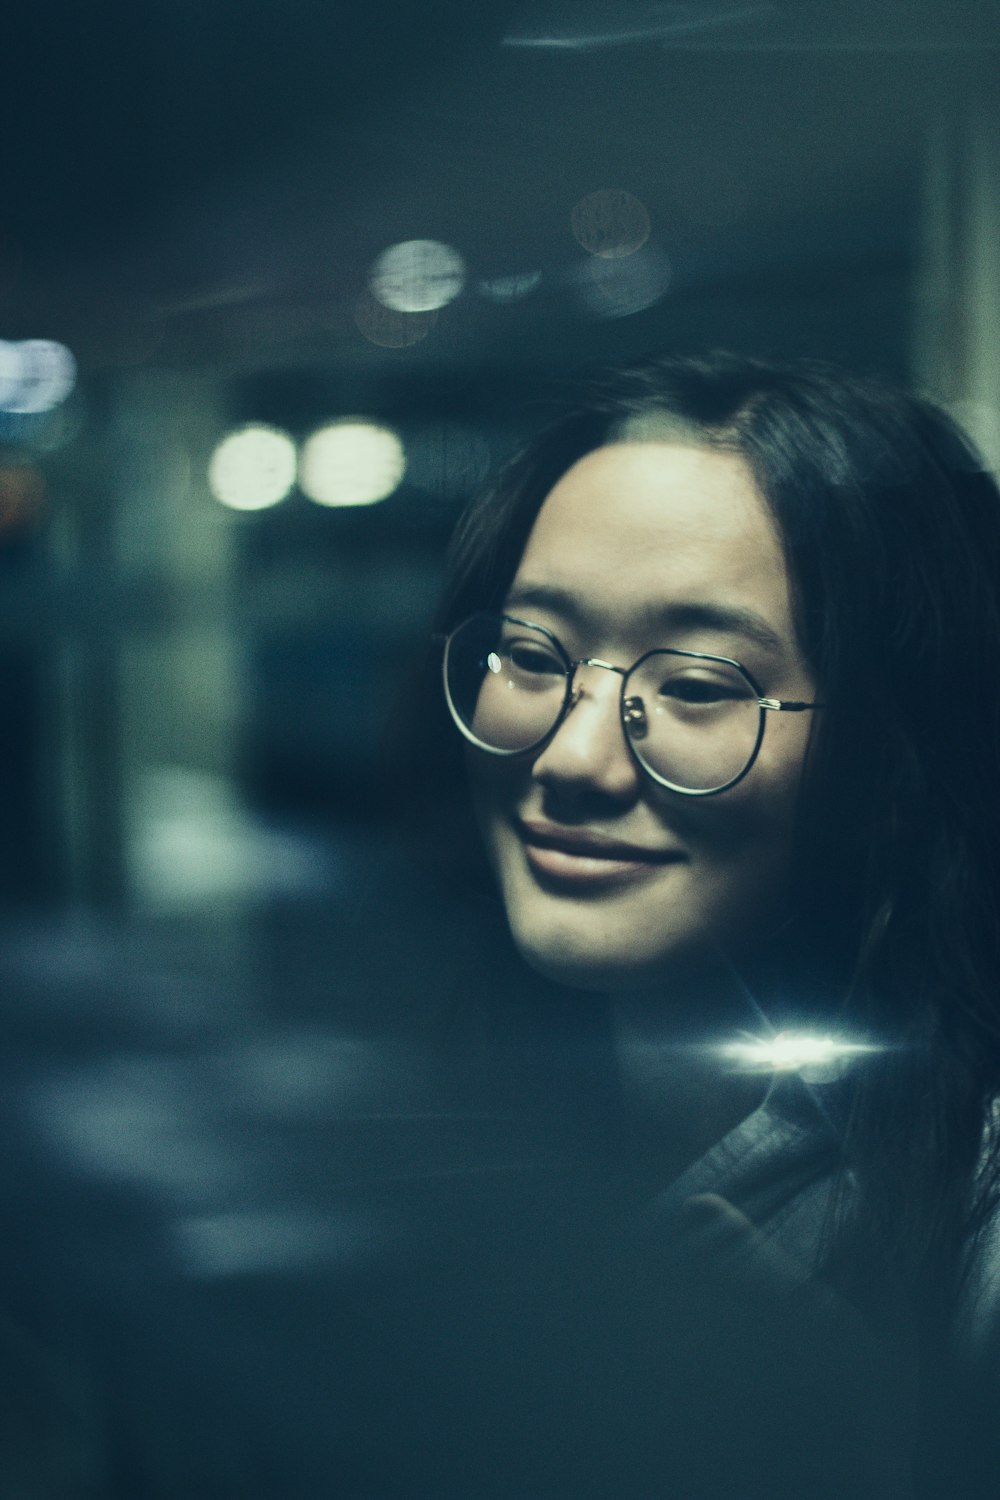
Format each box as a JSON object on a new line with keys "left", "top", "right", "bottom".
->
{"left": 1, "top": 0, "right": 996, "bottom": 377}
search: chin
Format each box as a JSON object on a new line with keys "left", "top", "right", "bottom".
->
{"left": 506, "top": 907, "right": 714, "bottom": 993}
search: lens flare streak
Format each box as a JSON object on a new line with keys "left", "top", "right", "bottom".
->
{"left": 722, "top": 1032, "right": 878, "bottom": 1074}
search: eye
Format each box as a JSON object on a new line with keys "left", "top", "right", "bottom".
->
{"left": 658, "top": 673, "right": 747, "bottom": 705}
{"left": 503, "top": 636, "right": 565, "bottom": 677}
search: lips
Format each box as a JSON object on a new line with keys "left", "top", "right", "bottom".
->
{"left": 515, "top": 819, "right": 684, "bottom": 888}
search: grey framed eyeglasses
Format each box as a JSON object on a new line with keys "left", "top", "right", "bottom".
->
{"left": 441, "top": 612, "right": 820, "bottom": 796}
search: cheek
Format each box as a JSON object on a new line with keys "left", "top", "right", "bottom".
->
{"left": 469, "top": 672, "right": 511, "bottom": 746}
{"left": 647, "top": 740, "right": 809, "bottom": 936}
{"left": 465, "top": 750, "right": 525, "bottom": 853}
{"left": 651, "top": 743, "right": 804, "bottom": 853}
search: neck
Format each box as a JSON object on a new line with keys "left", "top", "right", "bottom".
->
{"left": 611, "top": 953, "right": 770, "bottom": 1187}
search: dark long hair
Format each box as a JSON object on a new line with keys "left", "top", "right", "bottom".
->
{"left": 431, "top": 351, "right": 1000, "bottom": 1325}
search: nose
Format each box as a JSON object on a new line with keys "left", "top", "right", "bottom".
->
{"left": 530, "top": 661, "right": 641, "bottom": 803}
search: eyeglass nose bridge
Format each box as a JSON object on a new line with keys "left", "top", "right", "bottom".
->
{"left": 559, "top": 658, "right": 652, "bottom": 775}
{"left": 563, "top": 656, "right": 651, "bottom": 752}
{"left": 567, "top": 657, "right": 651, "bottom": 751}
{"left": 566, "top": 654, "right": 628, "bottom": 708}
{"left": 568, "top": 655, "right": 627, "bottom": 687}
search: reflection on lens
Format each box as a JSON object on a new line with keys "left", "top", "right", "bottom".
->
{"left": 445, "top": 615, "right": 568, "bottom": 754}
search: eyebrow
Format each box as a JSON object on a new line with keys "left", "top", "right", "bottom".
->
{"left": 502, "top": 580, "right": 788, "bottom": 656}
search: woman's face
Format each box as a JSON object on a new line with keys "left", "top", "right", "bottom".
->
{"left": 467, "top": 441, "right": 818, "bottom": 992}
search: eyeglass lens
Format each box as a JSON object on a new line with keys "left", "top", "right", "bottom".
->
{"left": 444, "top": 615, "right": 763, "bottom": 793}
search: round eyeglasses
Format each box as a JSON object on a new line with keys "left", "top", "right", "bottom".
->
{"left": 441, "top": 612, "right": 820, "bottom": 796}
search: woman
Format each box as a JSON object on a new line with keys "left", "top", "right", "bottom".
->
{"left": 418, "top": 352, "right": 1000, "bottom": 1498}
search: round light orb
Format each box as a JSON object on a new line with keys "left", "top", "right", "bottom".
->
{"left": 573, "top": 244, "right": 671, "bottom": 319}
{"left": 369, "top": 239, "right": 466, "bottom": 313}
{"left": 208, "top": 425, "right": 297, "bottom": 511}
{"left": 571, "top": 190, "right": 651, "bottom": 259}
{"left": 353, "top": 290, "right": 437, "bottom": 348}
{"left": 299, "top": 421, "right": 406, "bottom": 508}
{"left": 0, "top": 338, "right": 77, "bottom": 414}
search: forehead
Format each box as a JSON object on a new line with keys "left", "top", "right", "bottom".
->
{"left": 511, "top": 442, "right": 795, "bottom": 645}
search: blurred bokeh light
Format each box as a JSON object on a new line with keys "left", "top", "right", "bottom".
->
{"left": 0, "top": 339, "right": 76, "bottom": 414}
{"left": 353, "top": 289, "right": 438, "bottom": 347}
{"left": 208, "top": 424, "right": 297, "bottom": 511}
{"left": 298, "top": 420, "right": 406, "bottom": 508}
{"left": 369, "top": 239, "right": 466, "bottom": 313}
{"left": 572, "top": 243, "right": 672, "bottom": 317}
{"left": 570, "top": 190, "right": 651, "bottom": 258}
{"left": 0, "top": 3, "right": 995, "bottom": 1491}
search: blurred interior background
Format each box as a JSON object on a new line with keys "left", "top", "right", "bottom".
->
{"left": 0, "top": 6, "right": 999, "bottom": 1476}
{"left": 0, "top": 0, "right": 998, "bottom": 1062}
{"left": 1, "top": 0, "right": 998, "bottom": 940}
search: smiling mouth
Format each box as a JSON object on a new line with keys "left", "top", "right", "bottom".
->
{"left": 515, "top": 821, "right": 684, "bottom": 888}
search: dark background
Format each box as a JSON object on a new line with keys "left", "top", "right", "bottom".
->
{"left": 0, "top": 5, "right": 997, "bottom": 1488}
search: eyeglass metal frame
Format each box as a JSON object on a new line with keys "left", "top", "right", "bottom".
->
{"left": 440, "top": 612, "right": 820, "bottom": 797}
